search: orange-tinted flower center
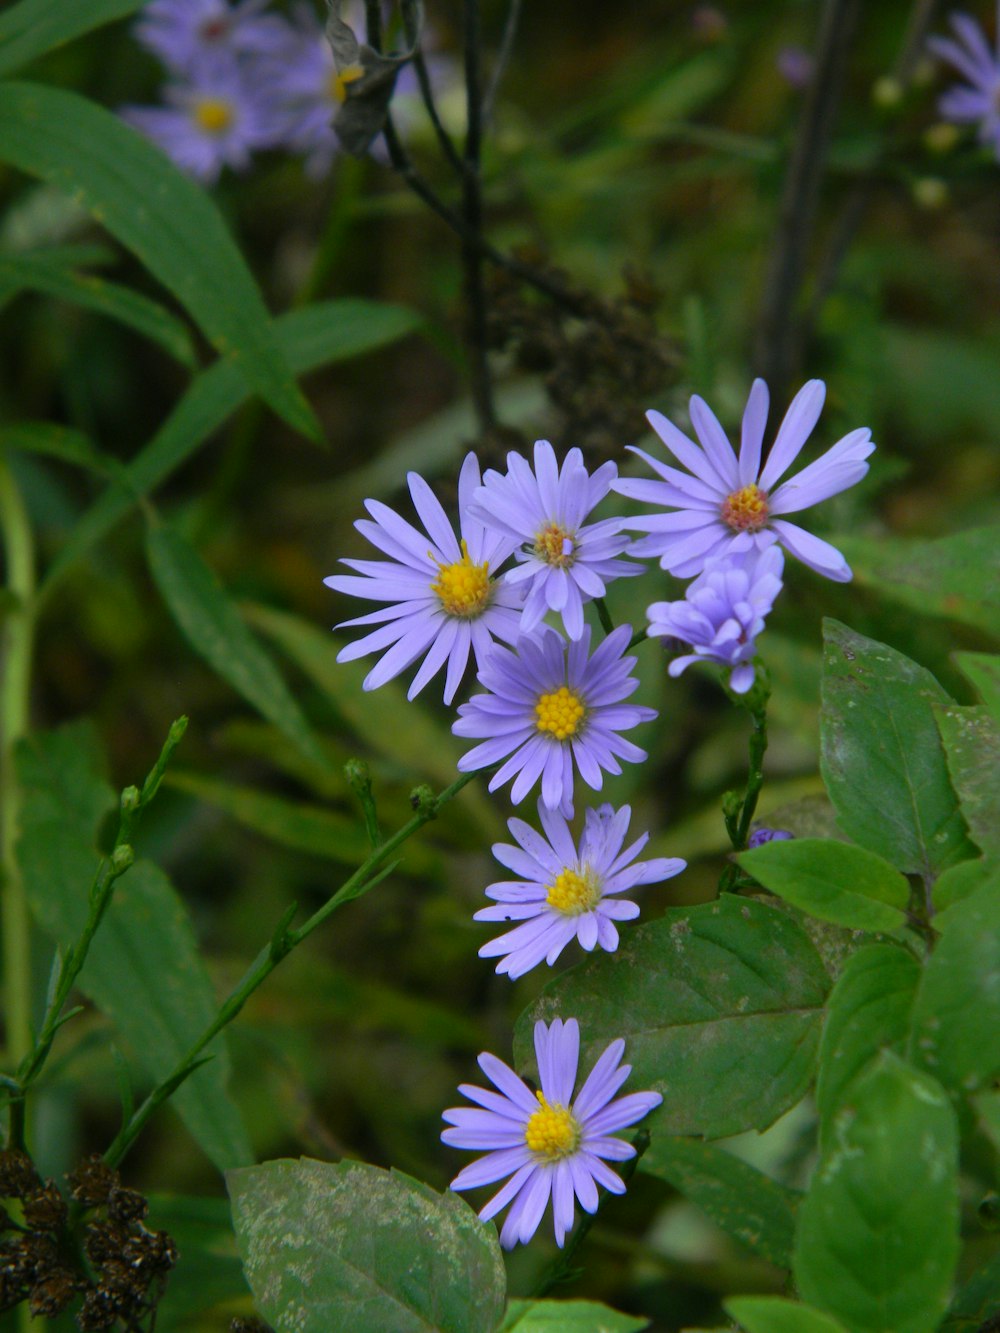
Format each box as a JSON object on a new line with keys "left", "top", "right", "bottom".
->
{"left": 721, "top": 483, "right": 769, "bottom": 533}
{"left": 534, "top": 521, "right": 576, "bottom": 568}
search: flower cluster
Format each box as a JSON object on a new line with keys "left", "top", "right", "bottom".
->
{"left": 122, "top": 0, "right": 455, "bottom": 183}
{"left": 327, "top": 381, "right": 872, "bottom": 1246}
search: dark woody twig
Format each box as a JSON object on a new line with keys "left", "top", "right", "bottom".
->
{"left": 483, "top": 0, "right": 524, "bottom": 126}
{"left": 462, "top": 0, "right": 498, "bottom": 431}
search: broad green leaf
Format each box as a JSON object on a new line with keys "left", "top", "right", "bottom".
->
{"left": 166, "top": 770, "right": 437, "bottom": 875}
{"left": 146, "top": 525, "right": 327, "bottom": 770}
{"left": 515, "top": 898, "right": 829, "bottom": 1139}
{"left": 973, "top": 1086, "right": 1000, "bottom": 1156}
{"left": 499, "top": 1300, "right": 648, "bottom": 1331}
{"left": 737, "top": 838, "right": 909, "bottom": 932}
{"left": 640, "top": 1136, "right": 798, "bottom": 1267}
{"left": 228, "top": 1159, "right": 506, "bottom": 1333}
{"left": 242, "top": 603, "right": 500, "bottom": 837}
{"left": 908, "top": 881, "right": 1000, "bottom": 1094}
{"left": 933, "top": 857, "right": 1000, "bottom": 918}
{"left": 725, "top": 1297, "right": 849, "bottom": 1333}
{"left": 0, "top": 421, "right": 117, "bottom": 476}
{"left": 836, "top": 529, "right": 1000, "bottom": 640}
{"left": 0, "top": 0, "right": 141, "bottom": 75}
{"left": 820, "top": 620, "right": 976, "bottom": 879}
{"left": 815, "top": 944, "right": 920, "bottom": 1141}
{"left": 0, "top": 251, "right": 195, "bottom": 365}
{"left": 794, "top": 1053, "right": 959, "bottom": 1333}
{"left": 0, "top": 81, "right": 316, "bottom": 439}
{"left": 44, "top": 299, "right": 421, "bottom": 591}
{"left": 935, "top": 704, "right": 1000, "bottom": 859}
{"left": 940, "top": 1251, "right": 1000, "bottom": 1332}
{"left": 953, "top": 651, "right": 1000, "bottom": 720}
{"left": 16, "top": 723, "right": 252, "bottom": 1171}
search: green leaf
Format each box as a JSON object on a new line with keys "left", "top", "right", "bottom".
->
{"left": 16, "top": 723, "right": 252, "bottom": 1171}
{"left": 737, "top": 838, "right": 910, "bottom": 932}
{"left": 725, "top": 1297, "right": 849, "bottom": 1333}
{"left": 499, "top": 1300, "right": 648, "bottom": 1332}
{"left": 146, "top": 1193, "right": 249, "bottom": 1332}
{"left": 0, "top": 420, "right": 117, "bottom": 476}
{"left": 0, "top": 81, "right": 317, "bottom": 439}
{"left": 0, "top": 0, "right": 141, "bottom": 75}
{"left": 640, "top": 1136, "right": 798, "bottom": 1267}
{"left": 940, "top": 1251, "right": 1000, "bottom": 1332}
{"left": 44, "top": 299, "right": 420, "bottom": 590}
{"left": 228, "top": 1158, "right": 506, "bottom": 1333}
{"left": 933, "top": 857, "right": 1000, "bottom": 917}
{"left": 0, "top": 251, "right": 195, "bottom": 365}
{"left": 515, "top": 898, "right": 829, "bottom": 1139}
{"left": 908, "top": 881, "right": 1000, "bottom": 1094}
{"left": 793, "top": 1053, "right": 959, "bottom": 1333}
{"left": 820, "top": 619, "right": 976, "bottom": 879}
{"left": 953, "top": 651, "right": 1000, "bottom": 721}
{"left": 815, "top": 944, "right": 920, "bottom": 1142}
{"left": 935, "top": 704, "right": 1000, "bottom": 860}
{"left": 146, "top": 525, "right": 327, "bottom": 770}
{"left": 166, "top": 770, "right": 436, "bottom": 875}
{"left": 836, "top": 528, "right": 1000, "bottom": 640}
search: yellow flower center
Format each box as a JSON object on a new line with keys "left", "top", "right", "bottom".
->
{"left": 331, "top": 63, "right": 365, "bottom": 104}
{"left": 721, "top": 483, "right": 769, "bottom": 533}
{"left": 430, "top": 540, "right": 492, "bottom": 619}
{"left": 546, "top": 865, "right": 601, "bottom": 916}
{"left": 193, "top": 98, "right": 234, "bottom": 135}
{"left": 525, "top": 1093, "right": 581, "bottom": 1161}
{"left": 534, "top": 521, "right": 576, "bottom": 568}
{"left": 535, "top": 686, "right": 585, "bottom": 740}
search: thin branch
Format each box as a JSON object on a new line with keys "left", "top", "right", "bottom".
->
{"left": 400, "top": 0, "right": 467, "bottom": 178}
{"left": 753, "top": 0, "right": 861, "bottom": 398}
{"left": 462, "top": 0, "right": 497, "bottom": 432}
{"left": 482, "top": 0, "right": 523, "bottom": 126}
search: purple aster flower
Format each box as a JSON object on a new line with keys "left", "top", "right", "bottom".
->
{"left": 777, "top": 44, "right": 815, "bottom": 89}
{"left": 134, "top": 0, "right": 285, "bottom": 74}
{"left": 647, "top": 546, "right": 784, "bottom": 694}
{"left": 454, "top": 625, "right": 656, "bottom": 817}
{"left": 613, "top": 379, "right": 874, "bottom": 583}
{"left": 747, "top": 827, "right": 794, "bottom": 848}
{"left": 324, "top": 454, "right": 523, "bottom": 704}
{"left": 467, "top": 441, "right": 642, "bottom": 641}
{"left": 476, "top": 801, "right": 685, "bottom": 978}
{"left": 443, "top": 1018, "right": 662, "bottom": 1249}
{"left": 928, "top": 10, "right": 1000, "bottom": 160}
{"left": 121, "top": 64, "right": 271, "bottom": 184}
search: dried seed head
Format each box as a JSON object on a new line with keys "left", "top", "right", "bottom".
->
{"left": 22, "top": 1180, "right": 68, "bottom": 1232}
{"left": 0, "top": 1150, "right": 40, "bottom": 1200}
{"left": 67, "top": 1155, "right": 119, "bottom": 1208}
{"left": 107, "top": 1186, "right": 148, "bottom": 1225}
{"left": 28, "top": 1266, "right": 79, "bottom": 1318}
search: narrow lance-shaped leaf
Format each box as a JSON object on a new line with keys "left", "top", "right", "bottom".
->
{"left": 820, "top": 619, "right": 976, "bottom": 880}
{"left": 515, "top": 897, "right": 830, "bottom": 1140}
{"left": 228, "top": 1159, "right": 507, "bottom": 1333}
{"left": 44, "top": 299, "right": 421, "bottom": 591}
{"left": 0, "top": 81, "right": 317, "bottom": 439}
{"left": 0, "top": 0, "right": 142, "bottom": 76}
{"left": 15, "top": 723, "right": 252, "bottom": 1171}
{"left": 793, "top": 1052, "right": 959, "bottom": 1333}
{"left": 146, "top": 524, "right": 328, "bottom": 770}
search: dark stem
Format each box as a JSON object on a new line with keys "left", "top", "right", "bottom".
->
{"left": 753, "top": 0, "right": 861, "bottom": 399}
{"left": 530, "top": 1128, "right": 650, "bottom": 1298}
{"left": 399, "top": 0, "right": 467, "bottom": 178}
{"left": 593, "top": 597, "right": 614, "bottom": 637}
{"left": 462, "top": 0, "right": 497, "bottom": 432}
{"left": 482, "top": 0, "right": 524, "bottom": 126}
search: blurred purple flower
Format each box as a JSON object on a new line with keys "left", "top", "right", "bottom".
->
{"left": 468, "top": 441, "right": 642, "bottom": 641}
{"left": 613, "top": 379, "right": 874, "bottom": 583}
{"left": 928, "top": 10, "right": 1000, "bottom": 159}
{"left": 443, "top": 1018, "right": 662, "bottom": 1248}
{"left": 121, "top": 64, "right": 271, "bottom": 183}
{"left": 777, "top": 45, "right": 815, "bottom": 89}
{"left": 691, "top": 6, "right": 729, "bottom": 40}
{"left": 134, "top": 0, "right": 285, "bottom": 74}
{"left": 747, "top": 827, "right": 794, "bottom": 848}
{"left": 324, "top": 454, "right": 524, "bottom": 705}
{"left": 454, "top": 625, "right": 656, "bottom": 817}
{"left": 476, "top": 801, "right": 685, "bottom": 978}
{"left": 647, "top": 546, "right": 784, "bottom": 694}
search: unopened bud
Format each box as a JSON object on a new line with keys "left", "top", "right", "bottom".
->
{"left": 110, "top": 844, "right": 135, "bottom": 875}
{"left": 748, "top": 828, "right": 794, "bottom": 849}
{"left": 409, "top": 784, "right": 437, "bottom": 815}
{"left": 924, "top": 122, "right": 960, "bottom": 154}
{"left": 344, "top": 758, "right": 371, "bottom": 793}
{"left": 120, "top": 786, "right": 141, "bottom": 815}
{"left": 911, "top": 56, "right": 936, "bottom": 89}
{"left": 913, "top": 177, "right": 948, "bottom": 210}
{"left": 872, "top": 76, "right": 903, "bottom": 109}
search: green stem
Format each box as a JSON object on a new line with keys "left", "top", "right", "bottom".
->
{"left": 593, "top": 598, "right": 614, "bottom": 637}
{"left": 530, "top": 1128, "right": 650, "bottom": 1298}
{"left": 102, "top": 770, "right": 478, "bottom": 1169}
{"left": 294, "top": 155, "right": 366, "bottom": 309}
{"left": 0, "top": 457, "right": 36, "bottom": 1139}
{"left": 720, "top": 672, "right": 770, "bottom": 892}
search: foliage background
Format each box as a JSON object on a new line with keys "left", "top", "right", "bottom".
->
{"left": 1, "top": 0, "right": 998, "bottom": 1328}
